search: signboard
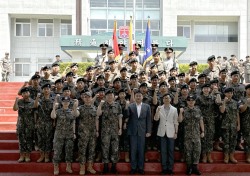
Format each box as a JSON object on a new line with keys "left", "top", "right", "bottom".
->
{"left": 119, "top": 26, "right": 129, "bottom": 39}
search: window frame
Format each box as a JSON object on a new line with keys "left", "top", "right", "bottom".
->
{"left": 37, "top": 19, "right": 54, "bottom": 37}
{"left": 15, "top": 19, "right": 31, "bottom": 37}
{"left": 14, "top": 58, "right": 31, "bottom": 77}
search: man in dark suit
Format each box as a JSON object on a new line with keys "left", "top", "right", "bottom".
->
{"left": 127, "top": 89, "right": 152, "bottom": 174}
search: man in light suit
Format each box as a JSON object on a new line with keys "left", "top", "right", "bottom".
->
{"left": 154, "top": 93, "right": 179, "bottom": 175}
{"left": 127, "top": 89, "right": 152, "bottom": 175}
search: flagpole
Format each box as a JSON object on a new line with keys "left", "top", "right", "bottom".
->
{"left": 133, "top": 0, "right": 136, "bottom": 43}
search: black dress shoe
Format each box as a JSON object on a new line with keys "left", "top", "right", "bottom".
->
{"left": 161, "top": 169, "right": 168, "bottom": 174}
{"left": 130, "top": 169, "right": 136, "bottom": 175}
{"left": 167, "top": 169, "right": 174, "bottom": 175}
{"left": 186, "top": 165, "right": 192, "bottom": 175}
{"left": 138, "top": 169, "right": 145, "bottom": 175}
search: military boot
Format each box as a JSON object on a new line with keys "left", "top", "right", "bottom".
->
{"left": 224, "top": 153, "right": 229, "bottom": 163}
{"left": 54, "top": 163, "right": 59, "bottom": 175}
{"left": 110, "top": 163, "right": 117, "bottom": 174}
{"left": 192, "top": 164, "right": 201, "bottom": 175}
{"left": 66, "top": 162, "right": 73, "bottom": 173}
{"left": 44, "top": 152, "right": 50, "bottom": 163}
{"left": 102, "top": 163, "right": 109, "bottom": 174}
{"left": 207, "top": 152, "right": 214, "bottom": 163}
{"left": 229, "top": 153, "right": 237, "bottom": 164}
{"left": 87, "top": 162, "right": 96, "bottom": 174}
{"left": 18, "top": 153, "right": 25, "bottom": 162}
{"left": 79, "top": 163, "right": 85, "bottom": 175}
{"left": 37, "top": 152, "right": 44, "bottom": 162}
{"left": 125, "top": 152, "right": 130, "bottom": 162}
{"left": 214, "top": 141, "right": 223, "bottom": 151}
{"left": 246, "top": 153, "right": 250, "bottom": 163}
{"left": 201, "top": 153, "right": 207, "bottom": 163}
{"left": 25, "top": 153, "right": 31, "bottom": 162}
{"left": 186, "top": 164, "right": 192, "bottom": 175}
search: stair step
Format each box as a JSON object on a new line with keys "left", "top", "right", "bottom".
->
{"left": 0, "top": 140, "right": 19, "bottom": 150}
{"left": 0, "top": 95, "right": 21, "bottom": 100}
{"left": 0, "top": 100, "right": 15, "bottom": 107}
{"left": 0, "top": 123, "right": 16, "bottom": 131}
{"left": 0, "top": 82, "right": 24, "bottom": 87}
{"left": 0, "top": 131, "right": 17, "bottom": 140}
{"left": 0, "top": 107, "right": 17, "bottom": 114}
{"left": 0, "top": 115, "right": 17, "bottom": 122}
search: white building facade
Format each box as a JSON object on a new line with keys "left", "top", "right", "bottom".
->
{"left": 0, "top": 0, "right": 249, "bottom": 81}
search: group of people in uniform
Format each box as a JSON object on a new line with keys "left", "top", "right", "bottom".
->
{"left": 12, "top": 43, "right": 250, "bottom": 175}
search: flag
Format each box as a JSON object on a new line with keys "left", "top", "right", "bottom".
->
{"left": 128, "top": 16, "right": 134, "bottom": 53}
{"left": 143, "top": 19, "right": 152, "bottom": 65}
{"left": 113, "top": 20, "right": 119, "bottom": 61}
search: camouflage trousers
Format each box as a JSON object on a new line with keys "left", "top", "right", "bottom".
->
{"left": 78, "top": 131, "right": 96, "bottom": 163}
{"left": 222, "top": 128, "right": 237, "bottom": 153}
{"left": 1, "top": 71, "right": 10, "bottom": 82}
{"left": 184, "top": 139, "right": 201, "bottom": 165}
{"left": 17, "top": 127, "right": 34, "bottom": 153}
{"left": 101, "top": 132, "right": 119, "bottom": 163}
{"left": 53, "top": 137, "right": 74, "bottom": 163}
{"left": 241, "top": 120, "right": 250, "bottom": 154}
{"left": 37, "top": 124, "right": 53, "bottom": 152}
{"left": 201, "top": 123, "right": 215, "bottom": 153}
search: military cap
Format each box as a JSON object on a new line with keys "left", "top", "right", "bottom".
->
{"left": 20, "top": 87, "right": 30, "bottom": 94}
{"left": 187, "top": 95, "right": 196, "bottom": 101}
{"left": 113, "top": 77, "right": 121, "bottom": 83}
{"left": 188, "top": 78, "right": 197, "bottom": 84}
{"left": 41, "top": 83, "right": 51, "bottom": 89}
{"left": 151, "top": 74, "right": 159, "bottom": 80}
{"left": 83, "top": 91, "right": 92, "bottom": 97}
{"left": 139, "top": 82, "right": 148, "bottom": 88}
{"left": 189, "top": 61, "right": 198, "bottom": 66}
{"left": 138, "top": 70, "right": 146, "bottom": 75}
{"left": 158, "top": 70, "right": 166, "bottom": 75}
{"left": 178, "top": 72, "right": 185, "bottom": 77}
{"left": 118, "top": 44, "right": 125, "bottom": 49}
{"left": 31, "top": 74, "right": 41, "bottom": 80}
{"left": 97, "top": 74, "right": 105, "bottom": 80}
{"left": 164, "top": 47, "right": 174, "bottom": 52}
{"left": 181, "top": 84, "right": 189, "bottom": 90}
{"left": 107, "top": 49, "right": 114, "bottom": 54}
{"left": 86, "top": 66, "right": 94, "bottom": 72}
{"left": 62, "top": 86, "right": 71, "bottom": 91}
{"left": 219, "top": 68, "right": 228, "bottom": 74}
{"left": 105, "top": 89, "right": 114, "bottom": 95}
{"left": 210, "top": 79, "right": 219, "bottom": 84}
{"left": 170, "top": 67, "right": 178, "bottom": 72}
{"left": 108, "top": 59, "right": 116, "bottom": 64}
{"left": 97, "top": 87, "right": 106, "bottom": 92}
{"left": 99, "top": 43, "right": 109, "bottom": 48}
{"left": 198, "top": 73, "right": 207, "bottom": 79}
{"left": 152, "top": 51, "right": 160, "bottom": 56}
{"left": 55, "top": 79, "right": 64, "bottom": 84}
{"left": 162, "top": 93, "right": 171, "bottom": 98}
{"left": 120, "top": 67, "right": 127, "bottom": 72}
{"left": 130, "top": 74, "right": 138, "bottom": 79}
{"left": 150, "top": 63, "right": 157, "bottom": 69}
{"left": 133, "top": 88, "right": 142, "bottom": 95}
{"left": 135, "top": 43, "right": 141, "bottom": 49}
{"left": 246, "top": 56, "right": 250, "bottom": 59}
{"left": 207, "top": 55, "right": 216, "bottom": 61}
{"left": 230, "top": 70, "right": 240, "bottom": 77}
{"left": 245, "top": 84, "right": 250, "bottom": 90}
{"left": 70, "top": 63, "right": 78, "bottom": 68}
{"left": 55, "top": 55, "right": 60, "bottom": 57}
{"left": 5, "top": 52, "right": 9, "bottom": 55}
{"left": 129, "top": 51, "right": 136, "bottom": 56}
{"left": 66, "top": 72, "right": 74, "bottom": 77}
{"left": 94, "top": 65, "right": 102, "bottom": 69}
{"left": 224, "top": 87, "right": 234, "bottom": 93}
{"left": 223, "top": 56, "right": 228, "bottom": 60}
{"left": 201, "top": 83, "right": 211, "bottom": 89}
{"left": 61, "top": 96, "right": 70, "bottom": 102}
{"left": 129, "top": 58, "right": 138, "bottom": 63}
{"left": 159, "top": 81, "right": 168, "bottom": 87}
{"left": 76, "top": 77, "right": 86, "bottom": 83}
{"left": 42, "top": 65, "right": 51, "bottom": 70}
{"left": 151, "top": 43, "right": 159, "bottom": 48}
{"left": 51, "top": 62, "right": 59, "bottom": 67}
{"left": 118, "top": 88, "right": 126, "bottom": 94}
{"left": 231, "top": 54, "right": 236, "bottom": 58}
{"left": 168, "top": 76, "right": 176, "bottom": 82}
{"left": 104, "top": 66, "right": 111, "bottom": 72}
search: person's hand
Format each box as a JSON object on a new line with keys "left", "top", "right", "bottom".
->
{"left": 224, "top": 97, "right": 229, "bottom": 103}
{"left": 100, "top": 100, "right": 105, "bottom": 107}
{"left": 237, "top": 125, "right": 240, "bottom": 132}
{"left": 73, "top": 99, "right": 79, "bottom": 108}
{"left": 179, "top": 108, "right": 184, "bottom": 114}
{"left": 23, "top": 81, "right": 29, "bottom": 87}
{"left": 173, "top": 133, "right": 177, "bottom": 139}
{"left": 200, "top": 132, "right": 205, "bottom": 138}
{"left": 96, "top": 131, "right": 99, "bottom": 137}
{"left": 157, "top": 106, "right": 162, "bottom": 113}
{"left": 15, "top": 97, "right": 19, "bottom": 101}
{"left": 146, "top": 133, "right": 151, "bottom": 137}
{"left": 247, "top": 98, "right": 250, "bottom": 105}
{"left": 123, "top": 123, "right": 127, "bottom": 130}
{"left": 73, "top": 134, "right": 76, "bottom": 140}
{"left": 118, "top": 128, "right": 122, "bottom": 136}
{"left": 37, "top": 93, "right": 41, "bottom": 99}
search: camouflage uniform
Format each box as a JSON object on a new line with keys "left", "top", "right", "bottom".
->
{"left": 39, "top": 77, "right": 53, "bottom": 87}
{"left": 36, "top": 97, "right": 54, "bottom": 152}
{"left": 28, "top": 86, "right": 41, "bottom": 100}
{"left": 101, "top": 101, "right": 122, "bottom": 163}
{"left": 78, "top": 104, "right": 97, "bottom": 163}
{"left": 183, "top": 107, "right": 203, "bottom": 165}
{"left": 0, "top": 56, "right": 12, "bottom": 82}
{"left": 16, "top": 98, "right": 35, "bottom": 153}
{"left": 196, "top": 94, "right": 217, "bottom": 153}
{"left": 221, "top": 99, "right": 238, "bottom": 153}
{"left": 53, "top": 108, "right": 76, "bottom": 164}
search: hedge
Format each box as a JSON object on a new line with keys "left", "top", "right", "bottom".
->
{"left": 59, "top": 62, "right": 208, "bottom": 76}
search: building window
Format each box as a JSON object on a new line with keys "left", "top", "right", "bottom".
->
{"left": 61, "top": 19, "right": 72, "bottom": 36}
{"left": 14, "top": 58, "right": 30, "bottom": 76}
{"left": 177, "top": 21, "right": 191, "bottom": 39}
{"left": 38, "top": 19, "right": 53, "bottom": 37}
{"left": 194, "top": 22, "right": 238, "bottom": 42}
{"left": 15, "top": 19, "right": 31, "bottom": 36}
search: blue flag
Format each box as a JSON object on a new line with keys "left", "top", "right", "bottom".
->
{"left": 143, "top": 20, "right": 152, "bottom": 65}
